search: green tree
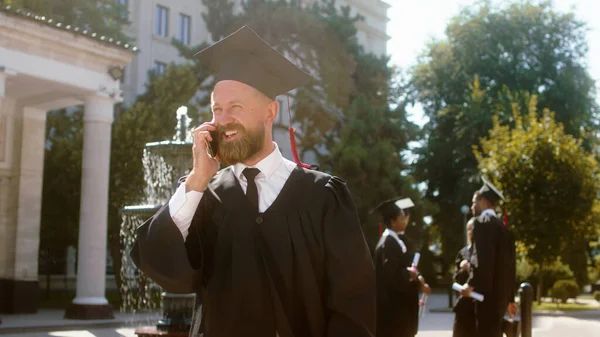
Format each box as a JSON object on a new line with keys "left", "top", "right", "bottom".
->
{"left": 2, "top": 0, "right": 130, "bottom": 41}
{"left": 475, "top": 94, "right": 600, "bottom": 292}
{"left": 412, "top": 0, "right": 598, "bottom": 264}
{"left": 550, "top": 279, "right": 579, "bottom": 306}
{"left": 329, "top": 93, "right": 418, "bottom": 244}
{"left": 39, "top": 109, "right": 83, "bottom": 274}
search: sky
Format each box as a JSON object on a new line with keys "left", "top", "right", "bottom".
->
{"left": 385, "top": 0, "right": 600, "bottom": 127}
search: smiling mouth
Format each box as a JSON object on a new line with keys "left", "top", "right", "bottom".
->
{"left": 223, "top": 130, "right": 238, "bottom": 140}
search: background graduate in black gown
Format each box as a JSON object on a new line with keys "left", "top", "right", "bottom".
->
{"left": 461, "top": 178, "right": 517, "bottom": 337}
{"left": 396, "top": 207, "right": 432, "bottom": 336}
{"left": 131, "top": 26, "right": 376, "bottom": 337}
{"left": 373, "top": 198, "right": 431, "bottom": 337}
{"left": 452, "top": 218, "right": 476, "bottom": 337}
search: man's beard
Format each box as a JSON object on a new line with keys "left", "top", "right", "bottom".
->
{"left": 215, "top": 123, "right": 265, "bottom": 166}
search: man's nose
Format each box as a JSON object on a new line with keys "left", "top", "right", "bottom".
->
{"left": 214, "top": 113, "right": 234, "bottom": 126}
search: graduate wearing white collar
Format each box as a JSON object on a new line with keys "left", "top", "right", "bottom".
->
{"left": 372, "top": 197, "right": 431, "bottom": 337}
{"left": 460, "top": 177, "right": 517, "bottom": 337}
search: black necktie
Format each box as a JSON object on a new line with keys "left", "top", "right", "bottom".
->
{"left": 242, "top": 167, "right": 261, "bottom": 211}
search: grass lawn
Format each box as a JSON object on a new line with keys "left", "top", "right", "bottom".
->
{"left": 533, "top": 301, "right": 600, "bottom": 312}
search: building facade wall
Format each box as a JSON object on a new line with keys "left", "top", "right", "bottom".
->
{"left": 120, "top": 0, "right": 389, "bottom": 106}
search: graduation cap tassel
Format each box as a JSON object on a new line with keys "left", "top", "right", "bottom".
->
{"left": 503, "top": 209, "right": 508, "bottom": 227}
{"left": 287, "top": 96, "right": 312, "bottom": 169}
{"left": 378, "top": 223, "right": 383, "bottom": 237}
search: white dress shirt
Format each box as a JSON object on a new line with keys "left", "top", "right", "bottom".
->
{"left": 168, "top": 142, "right": 296, "bottom": 240}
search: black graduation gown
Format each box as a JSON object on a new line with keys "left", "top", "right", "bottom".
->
{"left": 467, "top": 215, "right": 516, "bottom": 337}
{"left": 397, "top": 233, "right": 420, "bottom": 337}
{"left": 452, "top": 246, "right": 476, "bottom": 337}
{"left": 374, "top": 233, "right": 415, "bottom": 337}
{"left": 131, "top": 166, "right": 376, "bottom": 337}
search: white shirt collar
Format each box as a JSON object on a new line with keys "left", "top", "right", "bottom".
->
{"left": 383, "top": 228, "right": 407, "bottom": 253}
{"left": 478, "top": 208, "right": 497, "bottom": 222}
{"left": 233, "top": 142, "right": 283, "bottom": 181}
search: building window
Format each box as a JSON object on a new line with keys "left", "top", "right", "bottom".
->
{"left": 118, "top": 0, "right": 127, "bottom": 6}
{"left": 178, "top": 14, "right": 191, "bottom": 44}
{"left": 154, "top": 61, "right": 166, "bottom": 75}
{"left": 155, "top": 5, "right": 169, "bottom": 37}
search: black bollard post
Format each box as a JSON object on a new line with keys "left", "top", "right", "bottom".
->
{"left": 519, "top": 283, "right": 533, "bottom": 337}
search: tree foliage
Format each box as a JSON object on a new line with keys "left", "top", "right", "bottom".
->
{"left": 475, "top": 94, "right": 600, "bottom": 286}
{"left": 550, "top": 279, "right": 579, "bottom": 305}
{"left": 2, "top": 0, "right": 130, "bottom": 41}
{"left": 412, "top": 0, "right": 598, "bottom": 264}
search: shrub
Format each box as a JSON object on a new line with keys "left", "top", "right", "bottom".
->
{"left": 593, "top": 290, "right": 600, "bottom": 303}
{"left": 550, "top": 280, "right": 580, "bottom": 304}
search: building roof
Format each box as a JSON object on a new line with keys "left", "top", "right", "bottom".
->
{"left": 1, "top": 4, "right": 139, "bottom": 53}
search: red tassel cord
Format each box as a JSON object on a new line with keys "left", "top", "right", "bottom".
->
{"left": 378, "top": 223, "right": 383, "bottom": 237}
{"left": 287, "top": 96, "right": 312, "bottom": 169}
{"left": 289, "top": 127, "right": 312, "bottom": 169}
{"left": 503, "top": 209, "right": 508, "bottom": 227}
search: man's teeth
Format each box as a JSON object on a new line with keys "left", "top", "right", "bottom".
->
{"left": 225, "top": 130, "right": 237, "bottom": 137}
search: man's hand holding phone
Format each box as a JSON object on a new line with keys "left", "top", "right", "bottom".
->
{"left": 185, "top": 122, "right": 219, "bottom": 192}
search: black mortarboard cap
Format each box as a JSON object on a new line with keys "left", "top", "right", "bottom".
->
{"left": 478, "top": 177, "right": 505, "bottom": 204}
{"left": 193, "top": 26, "right": 315, "bottom": 99}
{"left": 370, "top": 197, "right": 415, "bottom": 222}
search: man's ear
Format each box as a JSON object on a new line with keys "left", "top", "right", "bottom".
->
{"left": 265, "top": 99, "right": 279, "bottom": 124}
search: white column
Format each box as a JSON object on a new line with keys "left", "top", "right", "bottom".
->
{"left": 13, "top": 107, "right": 47, "bottom": 281}
{"left": 72, "top": 94, "right": 114, "bottom": 307}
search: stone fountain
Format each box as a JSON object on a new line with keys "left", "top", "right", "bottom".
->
{"left": 120, "top": 106, "right": 196, "bottom": 336}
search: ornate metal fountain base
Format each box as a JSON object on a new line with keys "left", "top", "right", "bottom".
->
{"left": 134, "top": 292, "right": 196, "bottom": 337}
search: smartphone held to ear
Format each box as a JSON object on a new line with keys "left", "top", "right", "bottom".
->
{"left": 206, "top": 130, "right": 219, "bottom": 158}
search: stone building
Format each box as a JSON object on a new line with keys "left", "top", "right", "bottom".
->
{"left": 0, "top": 6, "right": 135, "bottom": 317}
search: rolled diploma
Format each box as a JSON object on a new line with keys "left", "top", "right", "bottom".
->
{"left": 412, "top": 252, "right": 420, "bottom": 267}
{"left": 452, "top": 282, "right": 484, "bottom": 302}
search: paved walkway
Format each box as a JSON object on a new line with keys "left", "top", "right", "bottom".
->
{"left": 2, "top": 293, "right": 599, "bottom": 336}
{"left": 0, "top": 310, "right": 159, "bottom": 335}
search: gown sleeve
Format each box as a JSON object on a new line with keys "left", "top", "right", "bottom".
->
{"left": 130, "top": 202, "right": 201, "bottom": 294}
{"left": 322, "top": 176, "right": 376, "bottom": 337}
{"left": 467, "top": 220, "right": 498, "bottom": 294}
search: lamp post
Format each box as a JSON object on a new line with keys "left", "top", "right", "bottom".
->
{"left": 460, "top": 205, "right": 469, "bottom": 246}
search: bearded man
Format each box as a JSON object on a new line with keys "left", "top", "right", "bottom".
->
{"left": 130, "top": 26, "right": 376, "bottom": 337}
